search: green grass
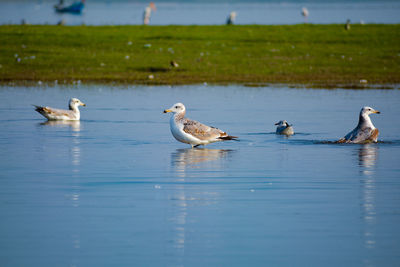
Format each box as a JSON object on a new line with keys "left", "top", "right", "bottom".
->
{"left": 0, "top": 24, "right": 399, "bottom": 87}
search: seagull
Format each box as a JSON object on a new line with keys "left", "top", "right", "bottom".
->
{"left": 226, "top": 11, "right": 237, "bottom": 25}
{"left": 275, "top": 120, "right": 294, "bottom": 136}
{"left": 301, "top": 7, "right": 309, "bottom": 23}
{"left": 143, "top": 6, "right": 151, "bottom": 25}
{"left": 337, "top": 106, "right": 380, "bottom": 144}
{"left": 143, "top": 2, "right": 156, "bottom": 25}
{"left": 345, "top": 19, "right": 351, "bottom": 30}
{"left": 34, "top": 98, "right": 86, "bottom": 121}
{"left": 163, "top": 103, "right": 238, "bottom": 147}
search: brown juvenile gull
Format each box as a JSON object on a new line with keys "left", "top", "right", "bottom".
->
{"left": 163, "top": 103, "right": 238, "bottom": 148}
{"left": 275, "top": 120, "right": 294, "bottom": 136}
{"left": 337, "top": 106, "right": 380, "bottom": 144}
{"left": 34, "top": 98, "right": 86, "bottom": 121}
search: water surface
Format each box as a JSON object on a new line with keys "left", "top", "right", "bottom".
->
{"left": 0, "top": 85, "right": 400, "bottom": 266}
{"left": 1, "top": 0, "right": 400, "bottom": 25}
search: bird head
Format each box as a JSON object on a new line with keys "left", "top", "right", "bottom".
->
{"left": 69, "top": 98, "right": 86, "bottom": 109}
{"left": 275, "top": 120, "right": 288, "bottom": 126}
{"left": 164, "top": 103, "right": 185, "bottom": 114}
{"left": 361, "top": 106, "right": 380, "bottom": 116}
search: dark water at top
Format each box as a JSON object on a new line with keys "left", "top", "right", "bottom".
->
{"left": 0, "top": 84, "right": 400, "bottom": 266}
{"left": 1, "top": 0, "right": 400, "bottom": 25}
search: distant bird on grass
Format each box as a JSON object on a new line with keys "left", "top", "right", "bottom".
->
{"left": 345, "top": 19, "right": 351, "bottom": 30}
{"left": 226, "top": 11, "right": 237, "bottom": 25}
{"left": 57, "top": 19, "right": 66, "bottom": 26}
{"left": 275, "top": 120, "right": 294, "bottom": 136}
{"left": 170, "top": 60, "right": 179, "bottom": 68}
{"left": 143, "top": 2, "right": 156, "bottom": 25}
{"left": 34, "top": 98, "right": 86, "bottom": 121}
{"left": 301, "top": 7, "right": 309, "bottom": 23}
{"left": 164, "top": 103, "right": 238, "bottom": 148}
{"left": 337, "top": 106, "right": 380, "bottom": 144}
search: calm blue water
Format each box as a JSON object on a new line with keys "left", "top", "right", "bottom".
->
{"left": 0, "top": 85, "right": 400, "bottom": 266}
{"left": 1, "top": 0, "right": 400, "bottom": 25}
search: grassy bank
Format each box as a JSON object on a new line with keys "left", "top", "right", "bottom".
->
{"left": 0, "top": 24, "right": 399, "bottom": 87}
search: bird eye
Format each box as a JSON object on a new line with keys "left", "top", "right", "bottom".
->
{"left": 175, "top": 106, "right": 178, "bottom": 108}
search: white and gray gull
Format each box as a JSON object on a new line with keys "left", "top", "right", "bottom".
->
{"left": 275, "top": 120, "right": 294, "bottom": 136}
{"left": 34, "top": 98, "right": 86, "bottom": 121}
{"left": 163, "top": 103, "right": 238, "bottom": 148}
{"left": 337, "top": 106, "right": 380, "bottom": 144}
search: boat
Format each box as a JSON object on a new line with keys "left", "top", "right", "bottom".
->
{"left": 55, "top": 0, "right": 85, "bottom": 14}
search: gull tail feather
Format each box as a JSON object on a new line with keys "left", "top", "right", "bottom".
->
{"left": 335, "top": 138, "right": 347, "bottom": 144}
{"left": 32, "top": 104, "right": 44, "bottom": 112}
{"left": 219, "top": 135, "right": 239, "bottom": 141}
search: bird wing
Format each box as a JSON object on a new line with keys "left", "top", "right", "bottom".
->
{"left": 35, "top": 106, "right": 75, "bottom": 119}
{"left": 45, "top": 107, "right": 74, "bottom": 117}
{"left": 182, "top": 118, "right": 227, "bottom": 141}
{"left": 341, "top": 127, "right": 378, "bottom": 143}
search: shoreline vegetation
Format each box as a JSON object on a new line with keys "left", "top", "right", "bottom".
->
{"left": 0, "top": 24, "right": 399, "bottom": 88}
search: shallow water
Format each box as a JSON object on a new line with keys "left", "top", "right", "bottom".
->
{"left": 0, "top": 85, "right": 400, "bottom": 266}
{"left": 1, "top": 0, "right": 400, "bottom": 25}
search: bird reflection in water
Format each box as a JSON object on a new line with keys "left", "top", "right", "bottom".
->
{"left": 357, "top": 144, "right": 379, "bottom": 251}
{"left": 168, "top": 148, "right": 234, "bottom": 255}
{"left": 40, "top": 120, "right": 81, "bottom": 131}
{"left": 40, "top": 121, "right": 81, "bottom": 256}
{"left": 40, "top": 120, "right": 82, "bottom": 170}
{"left": 39, "top": 120, "right": 82, "bottom": 255}
{"left": 171, "top": 148, "right": 234, "bottom": 178}
{"left": 358, "top": 144, "right": 378, "bottom": 176}
{"left": 40, "top": 120, "right": 82, "bottom": 202}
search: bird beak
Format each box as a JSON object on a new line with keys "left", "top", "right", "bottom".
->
{"left": 81, "top": 103, "right": 86, "bottom": 106}
{"left": 163, "top": 109, "right": 172, "bottom": 113}
{"left": 373, "top": 110, "right": 380, "bottom": 114}
{"left": 274, "top": 122, "right": 279, "bottom": 125}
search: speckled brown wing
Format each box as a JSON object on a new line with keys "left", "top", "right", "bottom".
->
{"left": 182, "top": 118, "right": 226, "bottom": 141}
{"left": 351, "top": 127, "right": 377, "bottom": 143}
{"left": 369, "top": 128, "right": 379, "bottom": 142}
{"left": 341, "top": 127, "right": 379, "bottom": 143}
{"left": 35, "top": 105, "right": 75, "bottom": 120}
{"left": 45, "top": 107, "right": 74, "bottom": 118}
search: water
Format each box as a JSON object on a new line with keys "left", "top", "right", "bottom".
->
{"left": 1, "top": 84, "right": 400, "bottom": 266}
{"left": 1, "top": 0, "right": 400, "bottom": 26}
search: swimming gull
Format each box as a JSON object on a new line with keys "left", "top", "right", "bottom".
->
{"left": 34, "top": 98, "right": 86, "bottom": 121}
{"left": 337, "top": 106, "right": 380, "bottom": 144}
{"left": 275, "top": 120, "right": 294, "bottom": 136}
{"left": 163, "top": 103, "right": 238, "bottom": 147}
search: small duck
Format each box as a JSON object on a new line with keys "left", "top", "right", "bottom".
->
{"left": 337, "top": 106, "right": 380, "bottom": 144}
{"left": 275, "top": 120, "right": 294, "bottom": 136}
{"left": 34, "top": 98, "right": 86, "bottom": 121}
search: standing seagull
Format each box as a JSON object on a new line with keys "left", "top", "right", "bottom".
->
{"left": 337, "top": 106, "right": 380, "bottom": 144}
{"left": 34, "top": 98, "right": 86, "bottom": 121}
{"left": 163, "top": 103, "right": 237, "bottom": 148}
{"left": 345, "top": 19, "right": 351, "bottom": 30}
{"left": 143, "top": 2, "right": 156, "bottom": 25}
{"left": 226, "top": 11, "right": 237, "bottom": 25}
{"left": 275, "top": 120, "right": 294, "bottom": 136}
{"left": 301, "top": 7, "right": 309, "bottom": 23}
